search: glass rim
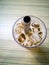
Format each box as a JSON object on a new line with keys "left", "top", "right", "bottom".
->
{"left": 12, "top": 15, "right": 47, "bottom": 48}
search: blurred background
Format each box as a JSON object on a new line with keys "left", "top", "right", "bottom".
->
{"left": 0, "top": 0, "right": 49, "bottom": 65}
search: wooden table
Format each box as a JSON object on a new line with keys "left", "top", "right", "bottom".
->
{"left": 0, "top": 0, "right": 49, "bottom": 65}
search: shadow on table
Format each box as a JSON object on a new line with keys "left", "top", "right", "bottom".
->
{"left": 27, "top": 46, "right": 49, "bottom": 65}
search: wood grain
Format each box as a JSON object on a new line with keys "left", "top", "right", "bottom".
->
{"left": 0, "top": 0, "right": 49, "bottom": 65}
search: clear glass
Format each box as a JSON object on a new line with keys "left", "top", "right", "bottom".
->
{"left": 12, "top": 15, "right": 47, "bottom": 48}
